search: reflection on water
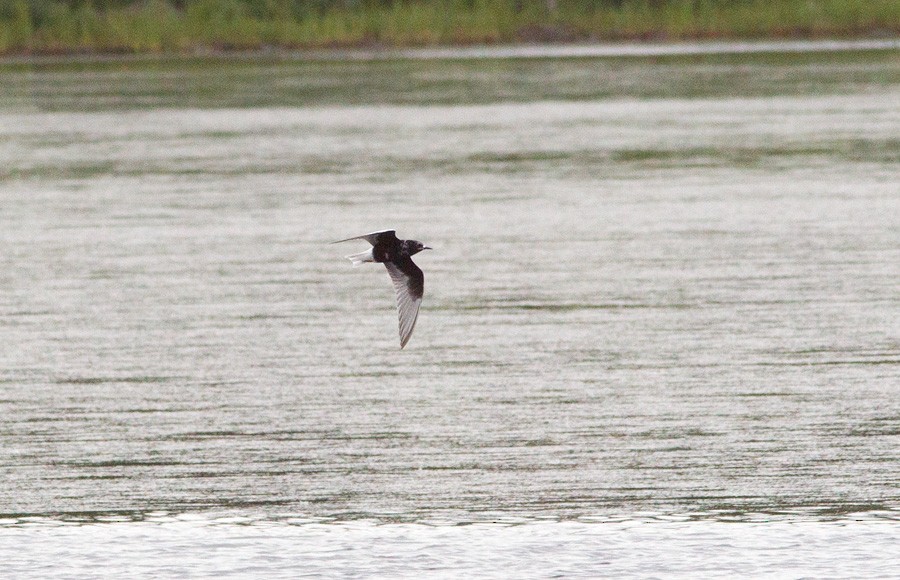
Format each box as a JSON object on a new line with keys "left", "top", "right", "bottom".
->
{"left": 1, "top": 42, "right": 898, "bottom": 111}
{"left": 0, "top": 44, "right": 898, "bottom": 538}
{"left": 3, "top": 517, "right": 900, "bottom": 579}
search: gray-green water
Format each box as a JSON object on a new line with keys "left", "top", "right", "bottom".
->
{"left": 1, "top": 42, "right": 899, "bottom": 577}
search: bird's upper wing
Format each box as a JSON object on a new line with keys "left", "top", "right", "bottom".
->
{"left": 384, "top": 257, "right": 424, "bottom": 349}
{"left": 331, "top": 230, "right": 397, "bottom": 246}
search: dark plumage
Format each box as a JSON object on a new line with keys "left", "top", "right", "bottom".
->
{"left": 332, "top": 230, "right": 431, "bottom": 348}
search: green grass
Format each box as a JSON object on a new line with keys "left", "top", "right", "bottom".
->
{"left": 0, "top": 0, "right": 897, "bottom": 55}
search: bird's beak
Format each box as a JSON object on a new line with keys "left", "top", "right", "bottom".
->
{"left": 424, "top": 246, "right": 432, "bottom": 250}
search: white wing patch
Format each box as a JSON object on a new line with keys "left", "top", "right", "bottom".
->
{"left": 384, "top": 262, "right": 422, "bottom": 349}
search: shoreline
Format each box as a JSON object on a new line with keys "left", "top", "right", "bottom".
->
{"left": 0, "top": 37, "right": 897, "bottom": 66}
{"left": 1, "top": 0, "right": 897, "bottom": 61}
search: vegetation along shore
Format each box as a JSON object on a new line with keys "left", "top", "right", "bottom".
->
{"left": 0, "top": 0, "right": 897, "bottom": 56}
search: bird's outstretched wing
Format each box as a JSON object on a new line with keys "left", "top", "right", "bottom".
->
{"left": 384, "top": 257, "right": 423, "bottom": 349}
{"left": 331, "top": 230, "right": 397, "bottom": 246}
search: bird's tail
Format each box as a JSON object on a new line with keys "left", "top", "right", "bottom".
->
{"left": 345, "top": 248, "right": 375, "bottom": 267}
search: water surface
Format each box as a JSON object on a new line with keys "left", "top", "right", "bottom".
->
{"left": 1, "top": 41, "right": 898, "bottom": 576}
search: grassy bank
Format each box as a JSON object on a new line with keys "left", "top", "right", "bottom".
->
{"left": 0, "top": 0, "right": 897, "bottom": 55}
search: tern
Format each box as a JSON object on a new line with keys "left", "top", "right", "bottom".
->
{"left": 332, "top": 230, "right": 431, "bottom": 348}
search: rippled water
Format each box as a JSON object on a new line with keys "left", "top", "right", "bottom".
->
{"left": 1, "top": 42, "right": 898, "bottom": 576}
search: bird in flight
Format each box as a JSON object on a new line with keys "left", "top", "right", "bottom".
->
{"left": 332, "top": 230, "right": 431, "bottom": 348}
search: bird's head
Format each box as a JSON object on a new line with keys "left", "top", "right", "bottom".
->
{"left": 404, "top": 240, "right": 432, "bottom": 256}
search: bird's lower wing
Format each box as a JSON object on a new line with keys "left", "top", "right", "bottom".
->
{"left": 331, "top": 230, "right": 397, "bottom": 246}
{"left": 384, "top": 260, "right": 423, "bottom": 349}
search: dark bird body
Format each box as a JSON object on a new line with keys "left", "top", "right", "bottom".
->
{"left": 332, "top": 230, "right": 431, "bottom": 348}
